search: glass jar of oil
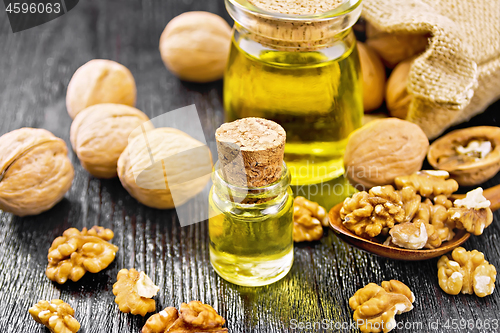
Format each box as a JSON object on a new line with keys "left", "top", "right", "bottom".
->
{"left": 224, "top": 0, "right": 363, "bottom": 193}
{"left": 209, "top": 162, "right": 294, "bottom": 287}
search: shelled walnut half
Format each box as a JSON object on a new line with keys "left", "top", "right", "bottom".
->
{"left": 340, "top": 186, "right": 405, "bottom": 238}
{"left": 427, "top": 127, "right": 500, "bottom": 186}
{"left": 438, "top": 247, "right": 497, "bottom": 297}
{"left": 142, "top": 301, "right": 228, "bottom": 333}
{"left": 46, "top": 226, "right": 118, "bottom": 284}
{"left": 448, "top": 188, "right": 493, "bottom": 236}
{"left": 395, "top": 170, "right": 459, "bottom": 198}
{"left": 349, "top": 280, "right": 415, "bottom": 333}
{"left": 293, "top": 196, "right": 328, "bottom": 242}
{"left": 29, "top": 299, "right": 80, "bottom": 333}
{"left": 113, "top": 268, "right": 159, "bottom": 316}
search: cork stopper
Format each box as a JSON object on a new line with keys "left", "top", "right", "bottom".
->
{"left": 216, "top": 118, "right": 286, "bottom": 187}
{"left": 248, "top": 0, "right": 344, "bottom": 15}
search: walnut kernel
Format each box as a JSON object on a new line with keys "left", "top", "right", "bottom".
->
{"left": 438, "top": 247, "right": 497, "bottom": 297}
{"left": 293, "top": 196, "right": 327, "bottom": 242}
{"left": 29, "top": 299, "right": 80, "bottom": 333}
{"left": 113, "top": 268, "right": 157, "bottom": 316}
{"left": 46, "top": 226, "right": 118, "bottom": 284}
{"left": 395, "top": 170, "right": 459, "bottom": 198}
{"left": 142, "top": 301, "right": 227, "bottom": 333}
{"left": 448, "top": 188, "right": 493, "bottom": 236}
{"left": 340, "top": 186, "right": 405, "bottom": 238}
{"left": 349, "top": 280, "right": 414, "bottom": 333}
{"left": 389, "top": 222, "right": 428, "bottom": 250}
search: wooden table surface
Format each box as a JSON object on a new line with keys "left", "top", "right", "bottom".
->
{"left": 1, "top": 1, "right": 500, "bottom": 332}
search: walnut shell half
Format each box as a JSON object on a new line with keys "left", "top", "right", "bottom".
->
{"left": 344, "top": 118, "right": 429, "bottom": 190}
{"left": 428, "top": 126, "right": 500, "bottom": 186}
{"left": 70, "top": 104, "right": 151, "bottom": 178}
{"left": 0, "top": 128, "right": 74, "bottom": 216}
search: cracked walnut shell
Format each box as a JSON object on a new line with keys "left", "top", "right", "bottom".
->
{"left": 293, "top": 196, "right": 327, "bottom": 242}
{"left": 29, "top": 299, "right": 80, "bottom": 333}
{"left": 395, "top": 170, "right": 459, "bottom": 198}
{"left": 46, "top": 226, "right": 118, "bottom": 284}
{"left": 142, "top": 301, "right": 227, "bottom": 333}
{"left": 349, "top": 280, "right": 414, "bottom": 333}
{"left": 70, "top": 104, "right": 151, "bottom": 178}
{"left": 340, "top": 186, "right": 405, "bottom": 238}
{"left": 113, "top": 268, "right": 158, "bottom": 316}
{"left": 427, "top": 126, "right": 500, "bottom": 186}
{"left": 66, "top": 59, "right": 137, "bottom": 119}
{"left": 0, "top": 128, "right": 74, "bottom": 217}
{"left": 448, "top": 188, "right": 493, "bottom": 236}
{"left": 438, "top": 247, "right": 497, "bottom": 297}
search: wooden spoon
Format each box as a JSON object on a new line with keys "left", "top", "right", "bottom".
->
{"left": 328, "top": 184, "right": 500, "bottom": 261}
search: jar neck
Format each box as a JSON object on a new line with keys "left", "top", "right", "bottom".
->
{"left": 212, "top": 162, "right": 291, "bottom": 205}
{"left": 226, "top": 0, "right": 362, "bottom": 51}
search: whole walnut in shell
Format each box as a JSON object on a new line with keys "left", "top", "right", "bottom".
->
{"left": 365, "top": 25, "right": 429, "bottom": 68}
{"left": 117, "top": 128, "right": 212, "bottom": 209}
{"left": 159, "top": 12, "right": 232, "bottom": 83}
{"left": 386, "top": 58, "right": 414, "bottom": 119}
{"left": 0, "top": 128, "right": 74, "bottom": 216}
{"left": 344, "top": 118, "right": 429, "bottom": 190}
{"left": 66, "top": 59, "right": 137, "bottom": 119}
{"left": 70, "top": 104, "right": 151, "bottom": 178}
{"left": 358, "top": 42, "right": 386, "bottom": 112}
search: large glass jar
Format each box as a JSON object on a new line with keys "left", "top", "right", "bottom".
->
{"left": 209, "top": 162, "right": 294, "bottom": 287}
{"left": 224, "top": 0, "right": 363, "bottom": 189}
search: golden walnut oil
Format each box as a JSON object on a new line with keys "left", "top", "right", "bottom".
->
{"left": 208, "top": 186, "right": 294, "bottom": 287}
{"left": 224, "top": 35, "right": 363, "bottom": 187}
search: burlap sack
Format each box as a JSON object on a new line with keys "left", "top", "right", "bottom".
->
{"left": 362, "top": 0, "right": 500, "bottom": 139}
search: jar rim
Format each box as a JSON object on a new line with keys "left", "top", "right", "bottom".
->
{"left": 226, "top": 0, "right": 362, "bottom": 22}
{"left": 225, "top": 0, "right": 362, "bottom": 45}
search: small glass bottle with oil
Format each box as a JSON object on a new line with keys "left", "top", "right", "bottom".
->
{"left": 224, "top": 0, "right": 363, "bottom": 203}
{"left": 209, "top": 162, "right": 294, "bottom": 286}
{"left": 209, "top": 117, "right": 293, "bottom": 287}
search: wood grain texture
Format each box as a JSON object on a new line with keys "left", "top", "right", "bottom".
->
{"left": 1, "top": 1, "right": 500, "bottom": 332}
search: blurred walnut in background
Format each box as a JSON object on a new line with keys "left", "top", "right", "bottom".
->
{"left": 357, "top": 42, "right": 386, "bottom": 112}
{"left": 66, "top": 59, "right": 137, "bottom": 119}
{"left": 159, "top": 12, "right": 232, "bottom": 83}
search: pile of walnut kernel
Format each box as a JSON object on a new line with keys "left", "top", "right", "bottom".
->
{"left": 340, "top": 170, "right": 494, "bottom": 250}
{"left": 30, "top": 226, "right": 227, "bottom": 333}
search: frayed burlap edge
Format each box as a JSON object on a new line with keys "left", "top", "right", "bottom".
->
{"left": 361, "top": 0, "right": 500, "bottom": 139}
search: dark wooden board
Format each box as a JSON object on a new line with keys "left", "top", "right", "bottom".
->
{"left": 1, "top": 1, "right": 500, "bottom": 332}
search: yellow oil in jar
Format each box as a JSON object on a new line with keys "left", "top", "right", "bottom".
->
{"left": 224, "top": 36, "right": 363, "bottom": 186}
{"left": 208, "top": 187, "right": 294, "bottom": 287}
